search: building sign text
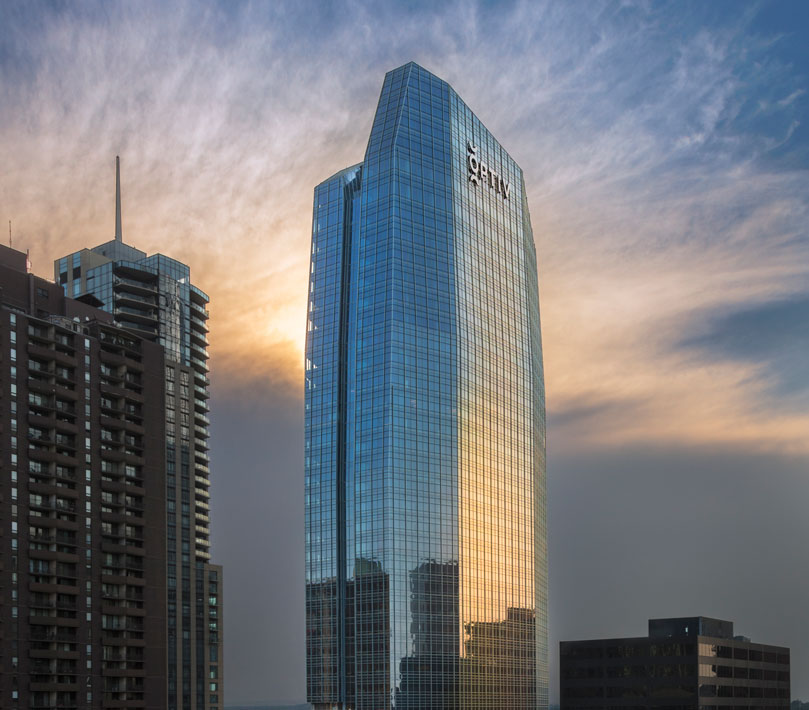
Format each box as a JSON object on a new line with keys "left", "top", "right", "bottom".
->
{"left": 467, "top": 140, "right": 511, "bottom": 200}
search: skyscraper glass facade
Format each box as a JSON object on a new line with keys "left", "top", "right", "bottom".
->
{"left": 305, "top": 63, "right": 547, "bottom": 710}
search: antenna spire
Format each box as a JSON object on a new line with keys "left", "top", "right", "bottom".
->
{"left": 115, "top": 155, "right": 122, "bottom": 242}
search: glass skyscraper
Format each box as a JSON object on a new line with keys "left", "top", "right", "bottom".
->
{"left": 305, "top": 63, "right": 547, "bottom": 710}
{"left": 54, "top": 158, "right": 223, "bottom": 710}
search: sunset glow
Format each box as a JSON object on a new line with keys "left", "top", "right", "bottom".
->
{"left": 1, "top": 1, "right": 807, "bottom": 705}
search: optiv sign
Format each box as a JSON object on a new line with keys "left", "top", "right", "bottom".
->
{"left": 467, "top": 140, "right": 511, "bottom": 200}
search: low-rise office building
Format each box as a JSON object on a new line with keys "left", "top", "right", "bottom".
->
{"left": 560, "top": 616, "right": 790, "bottom": 710}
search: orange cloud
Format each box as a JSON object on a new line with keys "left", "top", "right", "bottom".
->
{"left": 3, "top": 1, "right": 808, "bottom": 460}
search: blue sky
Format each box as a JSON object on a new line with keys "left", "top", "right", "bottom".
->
{"left": 1, "top": 0, "right": 808, "bottom": 704}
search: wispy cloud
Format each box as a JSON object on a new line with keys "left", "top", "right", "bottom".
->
{"left": 678, "top": 296, "right": 809, "bottom": 409}
{"left": 4, "top": 2, "right": 808, "bottom": 704}
{"left": 778, "top": 88, "right": 805, "bottom": 107}
{"left": 0, "top": 0, "right": 807, "bottom": 451}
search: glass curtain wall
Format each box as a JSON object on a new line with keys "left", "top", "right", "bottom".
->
{"left": 305, "top": 62, "right": 547, "bottom": 710}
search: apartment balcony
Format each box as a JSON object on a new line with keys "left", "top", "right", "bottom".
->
{"left": 190, "top": 328, "right": 209, "bottom": 347}
{"left": 99, "top": 350, "right": 128, "bottom": 369}
{"left": 28, "top": 480, "right": 78, "bottom": 499}
{"left": 190, "top": 283, "right": 209, "bottom": 303}
{"left": 194, "top": 410, "right": 210, "bottom": 426}
{"left": 191, "top": 339, "right": 209, "bottom": 359}
{"left": 28, "top": 648, "right": 81, "bottom": 660}
{"left": 190, "top": 354, "right": 209, "bottom": 374}
{"left": 114, "top": 305, "right": 158, "bottom": 325}
{"left": 194, "top": 484, "right": 210, "bottom": 498}
{"left": 190, "top": 300, "right": 209, "bottom": 318}
{"left": 117, "top": 320, "right": 159, "bottom": 339}
{"left": 115, "top": 290, "right": 157, "bottom": 309}
{"left": 100, "top": 381, "right": 144, "bottom": 403}
{"left": 29, "top": 614, "right": 79, "bottom": 628}
{"left": 190, "top": 312, "right": 209, "bottom": 333}
{"left": 113, "top": 274, "right": 158, "bottom": 295}
{"left": 98, "top": 329, "right": 146, "bottom": 356}
{"left": 27, "top": 341, "right": 76, "bottom": 366}
{"left": 28, "top": 377, "right": 56, "bottom": 396}
{"left": 29, "top": 680, "right": 80, "bottom": 693}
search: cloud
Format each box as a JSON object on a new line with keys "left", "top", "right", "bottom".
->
{"left": 778, "top": 88, "right": 805, "bottom": 108}
{"left": 2, "top": 1, "right": 809, "bottom": 703}
{"left": 677, "top": 295, "right": 809, "bottom": 410}
{"left": 2, "top": 3, "right": 807, "bottom": 452}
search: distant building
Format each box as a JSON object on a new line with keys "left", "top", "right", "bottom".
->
{"left": 54, "top": 158, "right": 222, "bottom": 710}
{"left": 0, "top": 243, "right": 167, "bottom": 709}
{"left": 560, "top": 616, "right": 790, "bottom": 710}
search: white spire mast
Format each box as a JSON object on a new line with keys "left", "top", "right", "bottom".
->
{"left": 115, "top": 155, "right": 122, "bottom": 242}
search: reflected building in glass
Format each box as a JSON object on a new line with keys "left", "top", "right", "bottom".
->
{"left": 305, "top": 63, "right": 547, "bottom": 709}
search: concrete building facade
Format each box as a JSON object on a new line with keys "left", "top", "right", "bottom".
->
{"left": 0, "top": 244, "right": 167, "bottom": 709}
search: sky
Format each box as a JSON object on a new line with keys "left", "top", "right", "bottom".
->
{"left": 1, "top": 0, "right": 808, "bottom": 705}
